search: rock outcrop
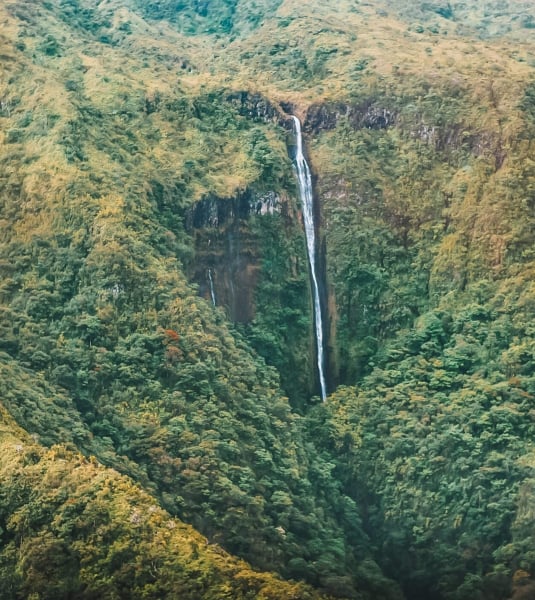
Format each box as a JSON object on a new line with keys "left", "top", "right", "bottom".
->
{"left": 304, "top": 101, "right": 397, "bottom": 133}
{"left": 226, "top": 91, "right": 294, "bottom": 129}
{"left": 186, "top": 189, "right": 285, "bottom": 322}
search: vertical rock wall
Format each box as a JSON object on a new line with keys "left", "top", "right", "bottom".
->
{"left": 186, "top": 189, "right": 283, "bottom": 322}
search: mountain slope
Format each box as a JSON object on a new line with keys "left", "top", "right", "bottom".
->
{"left": 0, "top": 0, "right": 534, "bottom": 599}
{"left": 0, "top": 404, "right": 323, "bottom": 600}
{"left": 0, "top": 1, "right": 396, "bottom": 597}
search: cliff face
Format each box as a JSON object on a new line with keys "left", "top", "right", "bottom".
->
{"left": 298, "top": 77, "right": 527, "bottom": 384}
{"left": 185, "top": 184, "right": 319, "bottom": 404}
{"left": 227, "top": 91, "right": 292, "bottom": 128}
{"left": 1, "top": 0, "right": 535, "bottom": 599}
{"left": 186, "top": 189, "right": 283, "bottom": 322}
{"left": 183, "top": 88, "right": 518, "bottom": 397}
{"left": 304, "top": 101, "right": 397, "bottom": 133}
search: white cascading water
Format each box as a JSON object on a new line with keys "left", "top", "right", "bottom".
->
{"left": 291, "top": 116, "right": 327, "bottom": 401}
{"left": 207, "top": 268, "right": 216, "bottom": 306}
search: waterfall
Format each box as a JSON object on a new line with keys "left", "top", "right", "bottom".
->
{"left": 207, "top": 268, "right": 216, "bottom": 307}
{"left": 291, "top": 116, "right": 327, "bottom": 401}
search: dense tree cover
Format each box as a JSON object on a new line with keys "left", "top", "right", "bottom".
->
{"left": 306, "top": 56, "right": 535, "bottom": 600}
{"left": 240, "top": 209, "right": 316, "bottom": 406}
{"left": 311, "top": 71, "right": 534, "bottom": 382}
{"left": 316, "top": 284, "right": 535, "bottom": 598}
{"left": 0, "top": 2, "right": 401, "bottom": 597}
{"left": 0, "top": 0, "right": 534, "bottom": 598}
{"left": 0, "top": 406, "right": 324, "bottom": 600}
{"left": 0, "top": 173, "right": 387, "bottom": 595}
{"left": 381, "top": 0, "right": 535, "bottom": 39}
{"left": 134, "top": 0, "right": 283, "bottom": 35}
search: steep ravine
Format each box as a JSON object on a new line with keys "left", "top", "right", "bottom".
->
{"left": 185, "top": 183, "right": 318, "bottom": 404}
{"left": 185, "top": 90, "right": 516, "bottom": 400}
{"left": 184, "top": 96, "right": 393, "bottom": 401}
{"left": 184, "top": 95, "right": 335, "bottom": 404}
{"left": 1, "top": 0, "right": 534, "bottom": 597}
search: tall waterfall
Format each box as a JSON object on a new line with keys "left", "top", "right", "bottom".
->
{"left": 207, "top": 268, "right": 216, "bottom": 307}
{"left": 291, "top": 116, "right": 327, "bottom": 401}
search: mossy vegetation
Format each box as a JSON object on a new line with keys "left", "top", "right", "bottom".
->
{"left": 0, "top": 0, "right": 534, "bottom": 598}
{"left": 0, "top": 406, "right": 325, "bottom": 600}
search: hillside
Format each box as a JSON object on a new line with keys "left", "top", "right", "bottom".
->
{"left": 0, "top": 0, "right": 534, "bottom": 598}
{"left": 0, "top": 404, "right": 325, "bottom": 600}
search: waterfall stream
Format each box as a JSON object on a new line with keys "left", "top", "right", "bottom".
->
{"left": 207, "top": 268, "right": 216, "bottom": 307}
{"left": 291, "top": 116, "right": 327, "bottom": 401}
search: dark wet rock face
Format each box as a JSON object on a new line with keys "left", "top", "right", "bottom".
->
{"left": 225, "top": 92, "right": 398, "bottom": 134}
{"left": 304, "top": 103, "right": 344, "bottom": 131}
{"left": 303, "top": 100, "right": 504, "bottom": 167}
{"left": 186, "top": 189, "right": 281, "bottom": 230}
{"left": 226, "top": 91, "right": 293, "bottom": 128}
{"left": 186, "top": 189, "right": 283, "bottom": 322}
{"left": 304, "top": 101, "right": 397, "bottom": 133}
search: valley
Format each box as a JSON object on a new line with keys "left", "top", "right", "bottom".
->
{"left": 0, "top": 1, "right": 534, "bottom": 598}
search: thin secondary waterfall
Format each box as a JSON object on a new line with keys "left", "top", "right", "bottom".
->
{"left": 207, "top": 268, "right": 216, "bottom": 306}
{"left": 291, "top": 115, "right": 327, "bottom": 401}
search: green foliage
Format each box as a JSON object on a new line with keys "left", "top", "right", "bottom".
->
{"left": 38, "top": 34, "right": 61, "bottom": 56}
{"left": 0, "top": 409, "right": 324, "bottom": 600}
{"left": 138, "top": 0, "right": 238, "bottom": 33}
{"left": 385, "top": 0, "right": 535, "bottom": 40}
{"left": 520, "top": 81, "right": 535, "bottom": 124}
{"left": 306, "top": 54, "right": 535, "bottom": 598}
{"left": 0, "top": 120, "right": 373, "bottom": 598}
{"left": 247, "top": 127, "right": 293, "bottom": 187}
{"left": 136, "top": 0, "right": 283, "bottom": 35}
{"left": 320, "top": 276, "right": 535, "bottom": 599}
{"left": 0, "top": 0, "right": 534, "bottom": 599}
{"left": 243, "top": 211, "right": 315, "bottom": 406}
